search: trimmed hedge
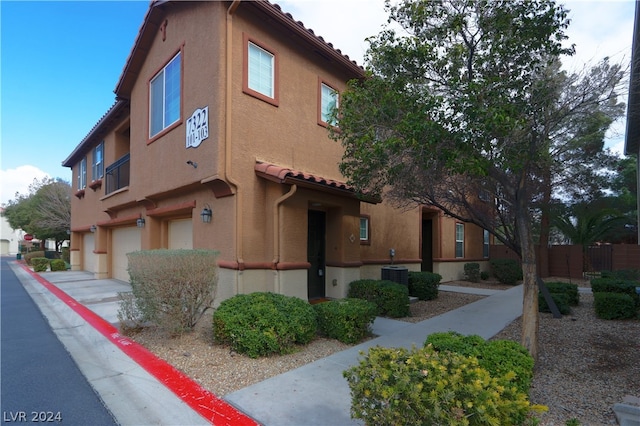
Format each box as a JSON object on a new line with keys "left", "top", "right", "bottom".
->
{"left": 593, "top": 292, "right": 638, "bottom": 320}
{"left": 591, "top": 278, "right": 640, "bottom": 306}
{"left": 602, "top": 269, "right": 640, "bottom": 280}
{"left": 314, "top": 298, "right": 377, "bottom": 344}
{"left": 543, "top": 282, "right": 579, "bottom": 306}
{"left": 24, "top": 251, "right": 45, "bottom": 266}
{"left": 31, "top": 257, "right": 49, "bottom": 272}
{"left": 489, "top": 258, "right": 523, "bottom": 285}
{"left": 464, "top": 262, "right": 481, "bottom": 283}
{"left": 424, "top": 331, "right": 534, "bottom": 395}
{"left": 408, "top": 271, "right": 441, "bottom": 300}
{"left": 213, "top": 292, "right": 317, "bottom": 358}
{"left": 343, "top": 345, "right": 540, "bottom": 426}
{"left": 538, "top": 293, "right": 571, "bottom": 314}
{"left": 50, "top": 259, "right": 67, "bottom": 271}
{"left": 348, "top": 279, "right": 410, "bottom": 318}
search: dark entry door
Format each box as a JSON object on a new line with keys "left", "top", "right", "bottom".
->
{"left": 421, "top": 219, "right": 433, "bottom": 272}
{"left": 307, "top": 210, "right": 326, "bottom": 299}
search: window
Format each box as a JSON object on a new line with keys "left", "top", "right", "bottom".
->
{"left": 243, "top": 34, "right": 278, "bottom": 105}
{"left": 78, "top": 157, "right": 87, "bottom": 190}
{"left": 455, "top": 223, "right": 464, "bottom": 258}
{"left": 483, "top": 229, "right": 490, "bottom": 258}
{"left": 319, "top": 81, "right": 339, "bottom": 126}
{"left": 92, "top": 142, "right": 104, "bottom": 181}
{"left": 150, "top": 52, "right": 181, "bottom": 138}
{"left": 359, "top": 216, "right": 370, "bottom": 244}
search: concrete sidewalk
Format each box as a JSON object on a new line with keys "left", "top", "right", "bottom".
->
{"left": 11, "top": 263, "right": 525, "bottom": 426}
{"left": 225, "top": 285, "right": 524, "bottom": 426}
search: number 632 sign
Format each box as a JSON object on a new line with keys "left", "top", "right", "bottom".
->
{"left": 186, "top": 106, "right": 209, "bottom": 148}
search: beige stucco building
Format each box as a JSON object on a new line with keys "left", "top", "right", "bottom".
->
{"left": 63, "top": 0, "right": 491, "bottom": 302}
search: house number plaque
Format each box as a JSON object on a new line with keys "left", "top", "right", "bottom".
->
{"left": 186, "top": 106, "right": 209, "bottom": 148}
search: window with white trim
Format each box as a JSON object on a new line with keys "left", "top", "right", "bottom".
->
{"left": 359, "top": 216, "right": 370, "bottom": 243}
{"left": 455, "top": 223, "right": 464, "bottom": 258}
{"left": 483, "top": 229, "right": 490, "bottom": 258}
{"left": 320, "top": 82, "right": 338, "bottom": 125}
{"left": 248, "top": 42, "right": 274, "bottom": 98}
{"left": 150, "top": 52, "right": 181, "bottom": 138}
{"left": 78, "top": 157, "right": 87, "bottom": 190}
{"left": 92, "top": 141, "right": 104, "bottom": 181}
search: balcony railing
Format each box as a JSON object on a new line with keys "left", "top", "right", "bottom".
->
{"left": 105, "top": 153, "right": 130, "bottom": 195}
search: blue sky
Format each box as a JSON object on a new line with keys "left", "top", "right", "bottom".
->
{"left": 1, "top": 0, "right": 636, "bottom": 205}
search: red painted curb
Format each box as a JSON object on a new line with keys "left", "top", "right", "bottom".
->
{"left": 19, "top": 264, "right": 260, "bottom": 426}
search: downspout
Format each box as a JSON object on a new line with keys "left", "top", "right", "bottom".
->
{"left": 226, "top": 1, "right": 244, "bottom": 287}
{"left": 272, "top": 184, "right": 297, "bottom": 293}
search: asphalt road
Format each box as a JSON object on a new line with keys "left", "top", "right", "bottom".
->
{"left": 1, "top": 256, "right": 118, "bottom": 425}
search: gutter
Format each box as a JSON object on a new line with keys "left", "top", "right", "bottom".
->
{"left": 272, "top": 184, "right": 297, "bottom": 293}
{"left": 226, "top": 1, "right": 245, "bottom": 284}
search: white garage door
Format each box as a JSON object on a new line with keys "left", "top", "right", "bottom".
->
{"left": 112, "top": 227, "right": 141, "bottom": 282}
{"left": 83, "top": 233, "right": 95, "bottom": 273}
{"left": 168, "top": 219, "right": 193, "bottom": 249}
{"left": 1, "top": 240, "right": 9, "bottom": 255}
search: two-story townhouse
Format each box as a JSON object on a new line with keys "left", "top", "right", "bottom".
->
{"left": 63, "top": 0, "right": 490, "bottom": 302}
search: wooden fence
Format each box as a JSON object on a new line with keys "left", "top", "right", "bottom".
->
{"left": 489, "top": 244, "right": 640, "bottom": 279}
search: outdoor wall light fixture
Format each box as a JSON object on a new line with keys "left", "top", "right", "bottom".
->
{"left": 136, "top": 216, "right": 146, "bottom": 228}
{"left": 200, "top": 204, "right": 213, "bottom": 223}
{"left": 187, "top": 160, "right": 198, "bottom": 169}
{"left": 90, "top": 225, "right": 97, "bottom": 233}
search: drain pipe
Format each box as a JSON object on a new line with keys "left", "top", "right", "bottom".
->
{"left": 272, "top": 184, "right": 297, "bottom": 293}
{"left": 226, "top": 0, "right": 244, "bottom": 292}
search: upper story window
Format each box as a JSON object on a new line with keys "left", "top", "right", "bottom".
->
{"left": 319, "top": 81, "right": 339, "bottom": 126}
{"left": 150, "top": 52, "right": 181, "bottom": 138}
{"left": 359, "top": 216, "right": 370, "bottom": 245}
{"left": 243, "top": 34, "right": 279, "bottom": 106}
{"left": 92, "top": 141, "right": 104, "bottom": 181}
{"left": 78, "top": 157, "right": 87, "bottom": 190}
{"left": 483, "top": 229, "right": 490, "bottom": 258}
{"left": 455, "top": 223, "right": 464, "bottom": 258}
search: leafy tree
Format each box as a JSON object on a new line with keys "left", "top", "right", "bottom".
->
{"left": 331, "top": 0, "right": 623, "bottom": 359}
{"left": 3, "top": 177, "right": 71, "bottom": 251}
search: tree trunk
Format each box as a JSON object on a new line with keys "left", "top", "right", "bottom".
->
{"left": 516, "top": 197, "right": 540, "bottom": 361}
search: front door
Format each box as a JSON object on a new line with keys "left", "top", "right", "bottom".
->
{"left": 421, "top": 219, "right": 433, "bottom": 272}
{"left": 307, "top": 210, "right": 326, "bottom": 299}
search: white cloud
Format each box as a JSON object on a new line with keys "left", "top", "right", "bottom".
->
{"left": 0, "top": 165, "right": 50, "bottom": 205}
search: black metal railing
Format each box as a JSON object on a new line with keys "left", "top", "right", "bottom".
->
{"left": 105, "top": 153, "right": 130, "bottom": 194}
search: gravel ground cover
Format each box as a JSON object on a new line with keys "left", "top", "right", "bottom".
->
{"left": 129, "top": 279, "right": 639, "bottom": 425}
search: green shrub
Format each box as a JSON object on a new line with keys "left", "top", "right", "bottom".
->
{"left": 31, "top": 257, "right": 49, "bottom": 272}
{"left": 24, "top": 251, "right": 45, "bottom": 266}
{"left": 61, "top": 247, "right": 70, "bottom": 263}
{"left": 602, "top": 269, "right": 640, "bottom": 280}
{"left": 213, "top": 292, "right": 317, "bottom": 358}
{"left": 314, "top": 298, "right": 377, "bottom": 344}
{"left": 408, "top": 271, "right": 441, "bottom": 300}
{"left": 343, "top": 345, "right": 540, "bottom": 426}
{"left": 348, "top": 279, "right": 410, "bottom": 318}
{"left": 591, "top": 278, "right": 640, "bottom": 306}
{"left": 120, "top": 249, "right": 219, "bottom": 335}
{"left": 593, "top": 292, "right": 637, "bottom": 320}
{"left": 490, "top": 259, "right": 523, "bottom": 285}
{"left": 50, "top": 259, "right": 67, "bottom": 271}
{"left": 425, "top": 331, "right": 534, "bottom": 395}
{"left": 481, "top": 271, "right": 490, "bottom": 280}
{"left": 464, "top": 263, "right": 481, "bottom": 283}
{"left": 543, "top": 282, "right": 579, "bottom": 306}
{"left": 538, "top": 293, "right": 571, "bottom": 314}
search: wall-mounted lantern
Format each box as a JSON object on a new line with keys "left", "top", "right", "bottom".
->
{"left": 90, "top": 225, "right": 97, "bottom": 233}
{"left": 136, "top": 216, "right": 146, "bottom": 228}
{"left": 201, "top": 204, "right": 212, "bottom": 223}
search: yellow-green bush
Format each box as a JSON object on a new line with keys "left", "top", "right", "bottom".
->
{"left": 24, "top": 251, "right": 45, "bottom": 266}
{"left": 50, "top": 259, "right": 67, "bottom": 271}
{"left": 120, "top": 249, "right": 219, "bottom": 335}
{"left": 31, "top": 257, "right": 49, "bottom": 272}
{"left": 344, "top": 345, "right": 544, "bottom": 425}
{"left": 314, "top": 298, "right": 377, "bottom": 344}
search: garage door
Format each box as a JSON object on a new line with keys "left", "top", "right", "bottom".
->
{"left": 1, "top": 240, "right": 9, "bottom": 255}
{"left": 83, "top": 233, "right": 95, "bottom": 273}
{"left": 168, "top": 218, "right": 193, "bottom": 249}
{"left": 112, "top": 227, "right": 141, "bottom": 282}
